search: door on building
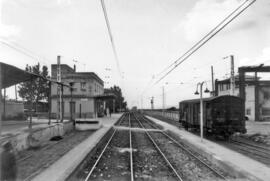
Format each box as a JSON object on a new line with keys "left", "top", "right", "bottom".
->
{"left": 70, "top": 102, "right": 75, "bottom": 120}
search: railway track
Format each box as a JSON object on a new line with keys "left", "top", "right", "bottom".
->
{"left": 146, "top": 113, "right": 270, "bottom": 167}
{"left": 228, "top": 138, "right": 270, "bottom": 165}
{"left": 68, "top": 112, "right": 228, "bottom": 180}
{"left": 134, "top": 113, "right": 227, "bottom": 181}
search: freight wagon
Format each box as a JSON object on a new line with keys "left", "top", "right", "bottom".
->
{"left": 179, "top": 95, "right": 246, "bottom": 139}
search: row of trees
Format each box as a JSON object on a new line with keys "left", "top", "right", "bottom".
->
{"left": 18, "top": 63, "right": 50, "bottom": 111}
{"left": 104, "top": 85, "right": 127, "bottom": 112}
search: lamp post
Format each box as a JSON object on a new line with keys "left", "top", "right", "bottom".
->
{"left": 194, "top": 81, "right": 210, "bottom": 142}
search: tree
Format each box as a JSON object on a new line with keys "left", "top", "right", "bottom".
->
{"left": 18, "top": 63, "right": 50, "bottom": 111}
{"left": 105, "top": 85, "right": 127, "bottom": 112}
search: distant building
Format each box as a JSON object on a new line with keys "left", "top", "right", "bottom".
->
{"left": 215, "top": 75, "right": 270, "bottom": 121}
{"left": 50, "top": 64, "right": 106, "bottom": 119}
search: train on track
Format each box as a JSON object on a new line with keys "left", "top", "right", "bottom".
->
{"left": 179, "top": 95, "right": 246, "bottom": 139}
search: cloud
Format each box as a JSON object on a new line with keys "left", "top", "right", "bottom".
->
{"left": 239, "top": 46, "right": 270, "bottom": 66}
{"left": 57, "top": 0, "right": 72, "bottom": 5}
{"left": 0, "top": 0, "right": 20, "bottom": 38}
{"left": 0, "top": 24, "right": 20, "bottom": 38}
{"left": 178, "top": 0, "right": 247, "bottom": 42}
{"left": 230, "top": 20, "right": 257, "bottom": 31}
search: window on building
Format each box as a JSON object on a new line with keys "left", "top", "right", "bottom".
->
{"left": 89, "top": 85, "right": 92, "bottom": 94}
{"left": 246, "top": 108, "right": 251, "bottom": 115}
{"left": 226, "top": 84, "right": 230, "bottom": 90}
{"left": 81, "top": 82, "right": 86, "bottom": 90}
{"left": 263, "top": 91, "right": 270, "bottom": 100}
{"left": 262, "top": 108, "right": 270, "bottom": 116}
{"left": 220, "top": 84, "right": 223, "bottom": 91}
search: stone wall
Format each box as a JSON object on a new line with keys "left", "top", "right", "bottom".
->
{"left": 0, "top": 122, "right": 74, "bottom": 152}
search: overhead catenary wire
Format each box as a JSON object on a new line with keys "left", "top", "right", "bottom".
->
{"left": 141, "top": 0, "right": 253, "bottom": 96}
{"left": 100, "top": 0, "right": 123, "bottom": 78}
{"left": 155, "top": 0, "right": 251, "bottom": 78}
{"left": 154, "top": 0, "right": 256, "bottom": 85}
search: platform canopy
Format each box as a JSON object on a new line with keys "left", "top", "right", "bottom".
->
{"left": 0, "top": 62, "right": 70, "bottom": 89}
{"left": 94, "top": 93, "right": 116, "bottom": 100}
{"left": 0, "top": 62, "right": 41, "bottom": 89}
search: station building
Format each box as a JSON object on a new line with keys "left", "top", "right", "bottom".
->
{"left": 215, "top": 75, "right": 270, "bottom": 121}
{"left": 50, "top": 64, "right": 106, "bottom": 119}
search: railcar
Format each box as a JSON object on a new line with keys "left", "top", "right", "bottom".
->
{"left": 179, "top": 95, "right": 246, "bottom": 138}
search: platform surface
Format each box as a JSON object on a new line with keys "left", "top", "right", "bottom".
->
{"left": 32, "top": 113, "right": 122, "bottom": 181}
{"left": 147, "top": 116, "right": 270, "bottom": 181}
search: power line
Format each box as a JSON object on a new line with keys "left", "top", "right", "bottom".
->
{"left": 100, "top": 0, "right": 122, "bottom": 78}
{"left": 154, "top": 0, "right": 256, "bottom": 85}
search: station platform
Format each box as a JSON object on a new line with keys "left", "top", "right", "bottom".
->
{"left": 146, "top": 116, "right": 270, "bottom": 181}
{"left": 32, "top": 113, "right": 122, "bottom": 181}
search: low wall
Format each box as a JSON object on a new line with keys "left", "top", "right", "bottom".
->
{"left": 0, "top": 122, "right": 74, "bottom": 152}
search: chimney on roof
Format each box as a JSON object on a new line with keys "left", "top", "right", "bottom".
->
{"left": 74, "top": 64, "right": 76, "bottom": 72}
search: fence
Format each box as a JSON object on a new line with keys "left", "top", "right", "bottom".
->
{"left": 143, "top": 110, "right": 179, "bottom": 122}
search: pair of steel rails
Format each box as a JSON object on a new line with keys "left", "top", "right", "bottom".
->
{"left": 84, "top": 112, "right": 226, "bottom": 181}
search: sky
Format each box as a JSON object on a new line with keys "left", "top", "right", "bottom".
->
{"left": 1, "top": 0, "right": 270, "bottom": 109}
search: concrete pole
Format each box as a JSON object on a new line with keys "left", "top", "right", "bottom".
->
{"left": 200, "top": 83, "right": 204, "bottom": 142}
{"left": 15, "top": 84, "right": 18, "bottom": 101}
{"left": 230, "top": 55, "right": 235, "bottom": 95}
{"left": 48, "top": 82, "right": 51, "bottom": 125}
{"left": 0, "top": 63, "right": 2, "bottom": 135}
{"left": 211, "top": 66, "right": 214, "bottom": 93}
{"left": 3, "top": 88, "right": 6, "bottom": 120}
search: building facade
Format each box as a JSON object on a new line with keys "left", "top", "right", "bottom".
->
{"left": 50, "top": 64, "right": 104, "bottom": 119}
{"left": 215, "top": 75, "right": 270, "bottom": 121}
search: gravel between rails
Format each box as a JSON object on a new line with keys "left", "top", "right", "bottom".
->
{"left": 132, "top": 131, "right": 177, "bottom": 181}
{"left": 149, "top": 131, "right": 223, "bottom": 181}
{"left": 88, "top": 130, "right": 131, "bottom": 181}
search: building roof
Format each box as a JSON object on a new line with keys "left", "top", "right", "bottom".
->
{"left": 217, "top": 74, "right": 260, "bottom": 83}
{"left": 180, "top": 95, "right": 241, "bottom": 104}
{"left": 51, "top": 64, "right": 104, "bottom": 85}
